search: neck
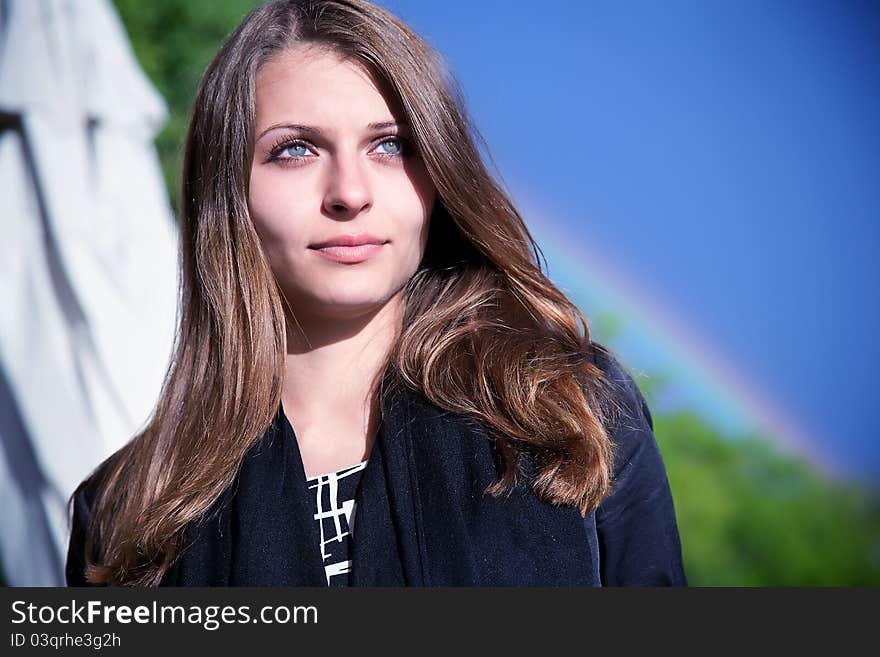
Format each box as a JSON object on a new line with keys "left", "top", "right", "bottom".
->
{"left": 281, "top": 293, "right": 403, "bottom": 443}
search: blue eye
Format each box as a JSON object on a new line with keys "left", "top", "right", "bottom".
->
{"left": 375, "top": 138, "right": 402, "bottom": 155}
{"left": 283, "top": 143, "right": 309, "bottom": 158}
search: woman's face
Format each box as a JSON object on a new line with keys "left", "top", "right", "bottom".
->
{"left": 249, "top": 45, "right": 436, "bottom": 323}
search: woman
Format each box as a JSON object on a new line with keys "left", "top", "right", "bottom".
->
{"left": 66, "top": 0, "right": 686, "bottom": 587}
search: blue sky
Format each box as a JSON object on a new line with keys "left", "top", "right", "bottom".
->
{"left": 378, "top": 0, "right": 880, "bottom": 483}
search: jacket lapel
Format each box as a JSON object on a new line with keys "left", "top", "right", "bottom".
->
{"left": 347, "top": 431, "right": 409, "bottom": 585}
{"left": 168, "top": 408, "right": 327, "bottom": 586}
{"left": 228, "top": 407, "right": 328, "bottom": 585}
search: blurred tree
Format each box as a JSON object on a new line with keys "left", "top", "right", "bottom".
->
{"left": 113, "top": 0, "right": 262, "bottom": 216}
{"left": 589, "top": 309, "right": 624, "bottom": 345}
{"left": 653, "top": 407, "right": 880, "bottom": 585}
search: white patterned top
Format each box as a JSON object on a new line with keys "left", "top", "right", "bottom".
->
{"left": 306, "top": 460, "right": 368, "bottom": 586}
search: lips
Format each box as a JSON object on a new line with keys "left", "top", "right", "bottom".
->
{"left": 308, "top": 234, "right": 387, "bottom": 264}
{"left": 309, "top": 233, "right": 386, "bottom": 249}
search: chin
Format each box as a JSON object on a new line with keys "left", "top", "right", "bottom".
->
{"left": 309, "top": 289, "right": 400, "bottom": 317}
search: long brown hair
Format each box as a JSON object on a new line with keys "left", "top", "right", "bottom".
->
{"left": 72, "top": 0, "right": 623, "bottom": 586}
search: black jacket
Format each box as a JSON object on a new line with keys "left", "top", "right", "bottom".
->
{"left": 66, "top": 344, "right": 687, "bottom": 586}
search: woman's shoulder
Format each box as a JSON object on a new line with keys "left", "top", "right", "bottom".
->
{"left": 72, "top": 444, "right": 127, "bottom": 513}
{"left": 67, "top": 444, "right": 131, "bottom": 555}
{"left": 586, "top": 340, "right": 655, "bottom": 434}
{"left": 67, "top": 448, "right": 122, "bottom": 586}
{"left": 585, "top": 342, "right": 687, "bottom": 585}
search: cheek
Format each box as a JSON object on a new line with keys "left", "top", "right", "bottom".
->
{"left": 398, "top": 165, "right": 436, "bottom": 253}
{"left": 396, "top": 191, "right": 433, "bottom": 266}
{"left": 248, "top": 172, "right": 307, "bottom": 247}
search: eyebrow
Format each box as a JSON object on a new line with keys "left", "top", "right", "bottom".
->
{"left": 256, "top": 121, "right": 408, "bottom": 141}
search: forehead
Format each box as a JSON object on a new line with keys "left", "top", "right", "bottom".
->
{"left": 254, "top": 45, "right": 399, "bottom": 129}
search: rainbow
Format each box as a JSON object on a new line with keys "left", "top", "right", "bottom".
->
{"left": 514, "top": 194, "right": 837, "bottom": 477}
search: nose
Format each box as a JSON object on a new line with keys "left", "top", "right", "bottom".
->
{"left": 322, "top": 153, "right": 372, "bottom": 219}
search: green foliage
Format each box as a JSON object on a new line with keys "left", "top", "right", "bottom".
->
{"left": 653, "top": 408, "right": 880, "bottom": 585}
{"left": 112, "top": 0, "right": 262, "bottom": 215}
{"left": 589, "top": 310, "right": 625, "bottom": 345}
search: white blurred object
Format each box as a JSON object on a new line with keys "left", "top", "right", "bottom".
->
{"left": 0, "top": 0, "right": 178, "bottom": 585}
